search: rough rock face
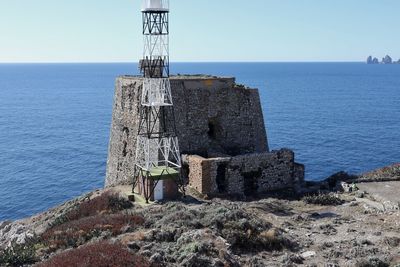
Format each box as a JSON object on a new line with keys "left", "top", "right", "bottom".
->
{"left": 0, "top": 221, "right": 34, "bottom": 249}
{"left": 105, "top": 76, "right": 269, "bottom": 187}
{"left": 105, "top": 78, "right": 142, "bottom": 187}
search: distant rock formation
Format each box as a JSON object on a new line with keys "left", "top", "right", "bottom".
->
{"left": 382, "top": 55, "right": 393, "bottom": 64}
{"left": 367, "top": 56, "right": 379, "bottom": 64}
{"left": 367, "top": 55, "right": 399, "bottom": 64}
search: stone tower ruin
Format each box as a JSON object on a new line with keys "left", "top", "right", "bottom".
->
{"left": 105, "top": 75, "right": 305, "bottom": 198}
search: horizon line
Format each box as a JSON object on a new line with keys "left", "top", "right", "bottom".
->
{"left": 0, "top": 60, "right": 366, "bottom": 64}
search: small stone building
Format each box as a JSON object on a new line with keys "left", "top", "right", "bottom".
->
{"left": 105, "top": 75, "right": 304, "bottom": 198}
{"left": 184, "top": 150, "right": 304, "bottom": 197}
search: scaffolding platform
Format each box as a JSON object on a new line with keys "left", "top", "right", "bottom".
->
{"left": 141, "top": 166, "right": 179, "bottom": 180}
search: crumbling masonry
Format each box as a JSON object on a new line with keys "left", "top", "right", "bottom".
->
{"left": 105, "top": 75, "right": 304, "bottom": 198}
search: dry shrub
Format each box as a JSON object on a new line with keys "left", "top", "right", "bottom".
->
{"left": 206, "top": 209, "right": 295, "bottom": 252}
{"left": 42, "top": 214, "right": 144, "bottom": 250}
{"left": 227, "top": 226, "right": 293, "bottom": 252}
{"left": 36, "top": 241, "right": 150, "bottom": 267}
{"left": 303, "top": 193, "right": 344, "bottom": 206}
{"left": 383, "top": 236, "right": 400, "bottom": 247}
{"left": 356, "top": 257, "right": 390, "bottom": 267}
{"left": 52, "top": 192, "right": 133, "bottom": 226}
{"left": 259, "top": 229, "right": 287, "bottom": 249}
{"left": 0, "top": 240, "right": 37, "bottom": 266}
{"left": 120, "top": 231, "right": 147, "bottom": 245}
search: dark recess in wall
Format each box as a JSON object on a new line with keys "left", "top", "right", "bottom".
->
{"left": 208, "top": 119, "right": 218, "bottom": 140}
{"left": 216, "top": 163, "right": 228, "bottom": 193}
{"left": 243, "top": 169, "right": 262, "bottom": 197}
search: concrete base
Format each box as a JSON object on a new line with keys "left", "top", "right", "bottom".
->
{"left": 116, "top": 185, "right": 153, "bottom": 205}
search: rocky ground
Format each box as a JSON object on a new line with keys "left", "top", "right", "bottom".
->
{"left": 1, "top": 164, "right": 399, "bottom": 267}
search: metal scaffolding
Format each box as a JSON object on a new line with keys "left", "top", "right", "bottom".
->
{"left": 133, "top": 0, "right": 183, "bottom": 203}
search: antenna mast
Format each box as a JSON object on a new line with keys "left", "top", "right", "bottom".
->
{"left": 134, "top": 0, "right": 183, "bottom": 202}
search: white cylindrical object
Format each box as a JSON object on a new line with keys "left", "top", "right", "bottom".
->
{"left": 142, "top": 0, "right": 168, "bottom": 12}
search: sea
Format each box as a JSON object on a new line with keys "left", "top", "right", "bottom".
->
{"left": 0, "top": 62, "right": 399, "bottom": 221}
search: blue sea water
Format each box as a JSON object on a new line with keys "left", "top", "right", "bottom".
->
{"left": 0, "top": 62, "right": 399, "bottom": 221}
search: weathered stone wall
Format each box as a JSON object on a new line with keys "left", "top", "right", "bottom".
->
{"left": 185, "top": 149, "right": 305, "bottom": 197}
{"left": 106, "top": 76, "right": 269, "bottom": 187}
{"left": 181, "top": 155, "right": 205, "bottom": 193}
{"left": 106, "top": 78, "right": 142, "bottom": 187}
{"left": 171, "top": 76, "right": 268, "bottom": 156}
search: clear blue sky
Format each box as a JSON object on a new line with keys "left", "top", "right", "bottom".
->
{"left": 0, "top": 0, "right": 399, "bottom": 62}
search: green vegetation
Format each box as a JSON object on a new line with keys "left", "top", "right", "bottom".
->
{"left": 234, "top": 83, "right": 248, "bottom": 89}
{"left": 0, "top": 239, "right": 38, "bottom": 266}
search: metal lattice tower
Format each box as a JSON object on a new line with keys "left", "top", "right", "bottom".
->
{"left": 133, "top": 0, "right": 183, "bottom": 203}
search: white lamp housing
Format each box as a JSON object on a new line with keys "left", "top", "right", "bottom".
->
{"left": 142, "top": 0, "right": 169, "bottom": 12}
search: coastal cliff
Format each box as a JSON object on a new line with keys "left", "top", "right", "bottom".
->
{"left": 1, "top": 164, "right": 400, "bottom": 266}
